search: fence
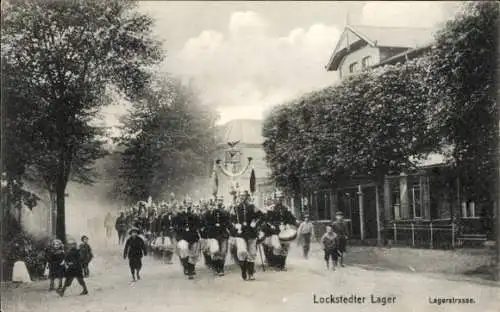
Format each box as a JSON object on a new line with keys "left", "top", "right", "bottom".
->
{"left": 384, "top": 220, "right": 458, "bottom": 249}
{"left": 383, "top": 218, "right": 489, "bottom": 249}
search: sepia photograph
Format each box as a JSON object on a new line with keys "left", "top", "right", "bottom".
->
{"left": 1, "top": 1, "right": 499, "bottom": 311}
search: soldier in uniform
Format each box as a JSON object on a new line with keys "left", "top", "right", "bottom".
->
{"left": 263, "top": 191, "right": 297, "bottom": 271}
{"left": 331, "top": 211, "right": 348, "bottom": 267}
{"left": 199, "top": 204, "right": 213, "bottom": 269}
{"left": 158, "top": 204, "right": 175, "bottom": 263}
{"left": 230, "top": 191, "right": 264, "bottom": 281}
{"left": 173, "top": 198, "right": 201, "bottom": 279}
{"left": 203, "top": 196, "right": 231, "bottom": 276}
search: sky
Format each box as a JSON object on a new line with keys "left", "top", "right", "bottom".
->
{"left": 100, "top": 1, "right": 462, "bottom": 129}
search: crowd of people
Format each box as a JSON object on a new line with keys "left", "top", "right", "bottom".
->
{"left": 114, "top": 190, "right": 349, "bottom": 282}
{"left": 43, "top": 190, "right": 349, "bottom": 297}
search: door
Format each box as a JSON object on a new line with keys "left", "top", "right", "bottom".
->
{"left": 338, "top": 189, "right": 360, "bottom": 238}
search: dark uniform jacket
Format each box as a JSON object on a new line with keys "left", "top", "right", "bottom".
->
{"left": 263, "top": 204, "right": 297, "bottom": 236}
{"left": 123, "top": 236, "right": 147, "bottom": 259}
{"left": 161, "top": 212, "right": 175, "bottom": 237}
{"left": 203, "top": 208, "right": 231, "bottom": 240}
{"left": 115, "top": 216, "right": 127, "bottom": 232}
{"left": 64, "top": 247, "right": 84, "bottom": 278}
{"left": 173, "top": 210, "right": 201, "bottom": 243}
{"left": 46, "top": 247, "right": 65, "bottom": 278}
{"left": 230, "top": 202, "right": 263, "bottom": 239}
{"left": 331, "top": 220, "right": 348, "bottom": 237}
{"left": 150, "top": 216, "right": 161, "bottom": 235}
{"left": 79, "top": 243, "right": 94, "bottom": 264}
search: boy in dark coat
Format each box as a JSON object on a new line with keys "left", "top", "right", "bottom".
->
{"left": 321, "top": 225, "right": 339, "bottom": 270}
{"left": 123, "top": 227, "right": 147, "bottom": 281}
{"left": 57, "top": 239, "right": 89, "bottom": 296}
{"left": 79, "top": 235, "right": 94, "bottom": 278}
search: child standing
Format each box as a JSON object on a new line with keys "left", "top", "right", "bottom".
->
{"left": 79, "top": 235, "right": 94, "bottom": 278}
{"left": 46, "top": 238, "right": 65, "bottom": 291}
{"left": 320, "top": 225, "right": 338, "bottom": 270}
{"left": 57, "top": 239, "right": 89, "bottom": 296}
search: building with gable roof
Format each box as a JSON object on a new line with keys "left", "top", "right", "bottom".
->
{"left": 325, "top": 24, "right": 435, "bottom": 79}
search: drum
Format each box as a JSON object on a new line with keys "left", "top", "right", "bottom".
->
{"left": 278, "top": 227, "right": 297, "bottom": 242}
{"left": 269, "top": 234, "right": 281, "bottom": 250}
{"left": 151, "top": 237, "right": 159, "bottom": 249}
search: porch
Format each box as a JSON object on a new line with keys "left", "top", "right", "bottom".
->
{"left": 296, "top": 166, "right": 493, "bottom": 249}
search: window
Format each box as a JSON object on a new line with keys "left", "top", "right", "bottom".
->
{"left": 310, "top": 191, "right": 332, "bottom": 220}
{"left": 362, "top": 56, "right": 372, "bottom": 69}
{"left": 349, "top": 62, "right": 359, "bottom": 73}
{"left": 410, "top": 183, "right": 422, "bottom": 218}
{"left": 461, "top": 201, "right": 476, "bottom": 218}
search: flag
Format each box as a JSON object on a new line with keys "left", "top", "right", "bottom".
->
{"left": 250, "top": 169, "right": 256, "bottom": 194}
{"left": 212, "top": 171, "right": 219, "bottom": 197}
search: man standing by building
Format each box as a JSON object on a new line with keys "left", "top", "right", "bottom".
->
{"left": 331, "top": 211, "right": 348, "bottom": 267}
{"left": 297, "top": 214, "right": 315, "bottom": 259}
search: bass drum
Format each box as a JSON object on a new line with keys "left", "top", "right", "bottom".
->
{"left": 278, "top": 227, "right": 297, "bottom": 242}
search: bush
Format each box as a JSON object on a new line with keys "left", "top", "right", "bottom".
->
{"left": 1, "top": 228, "right": 51, "bottom": 281}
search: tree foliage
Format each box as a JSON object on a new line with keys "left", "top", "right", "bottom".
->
{"left": 426, "top": 1, "right": 499, "bottom": 203}
{"left": 116, "top": 77, "right": 220, "bottom": 203}
{"left": 1, "top": 0, "right": 163, "bottom": 241}
{"left": 263, "top": 59, "right": 438, "bottom": 194}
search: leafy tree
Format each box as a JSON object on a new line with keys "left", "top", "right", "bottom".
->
{"left": 116, "top": 77, "right": 220, "bottom": 203}
{"left": 333, "top": 61, "right": 437, "bottom": 183}
{"left": 263, "top": 59, "right": 438, "bottom": 196}
{"left": 1, "top": 0, "right": 162, "bottom": 242}
{"left": 426, "top": 1, "right": 499, "bottom": 206}
{"left": 263, "top": 104, "right": 301, "bottom": 195}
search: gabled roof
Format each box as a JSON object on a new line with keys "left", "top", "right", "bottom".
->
{"left": 326, "top": 24, "right": 436, "bottom": 71}
{"left": 350, "top": 25, "right": 436, "bottom": 49}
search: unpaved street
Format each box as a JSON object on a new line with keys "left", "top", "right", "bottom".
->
{"left": 2, "top": 244, "right": 499, "bottom": 312}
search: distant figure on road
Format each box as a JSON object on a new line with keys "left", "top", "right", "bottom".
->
{"left": 115, "top": 212, "right": 128, "bottom": 245}
{"left": 79, "top": 235, "right": 94, "bottom": 278}
{"left": 331, "top": 211, "right": 348, "bottom": 267}
{"left": 123, "top": 227, "right": 147, "bottom": 282}
{"left": 104, "top": 212, "right": 114, "bottom": 239}
{"left": 57, "top": 239, "right": 89, "bottom": 296}
{"left": 297, "top": 214, "right": 315, "bottom": 259}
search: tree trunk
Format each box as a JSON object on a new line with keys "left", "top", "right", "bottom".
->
{"left": 55, "top": 170, "right": 67, "bottom": 243}
{"left": 48, "top": 190, "right": 57, "bottom": 237}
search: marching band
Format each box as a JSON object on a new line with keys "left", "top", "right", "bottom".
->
{"left": 115, "top": 189, "right": 299, "bottom": 281}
